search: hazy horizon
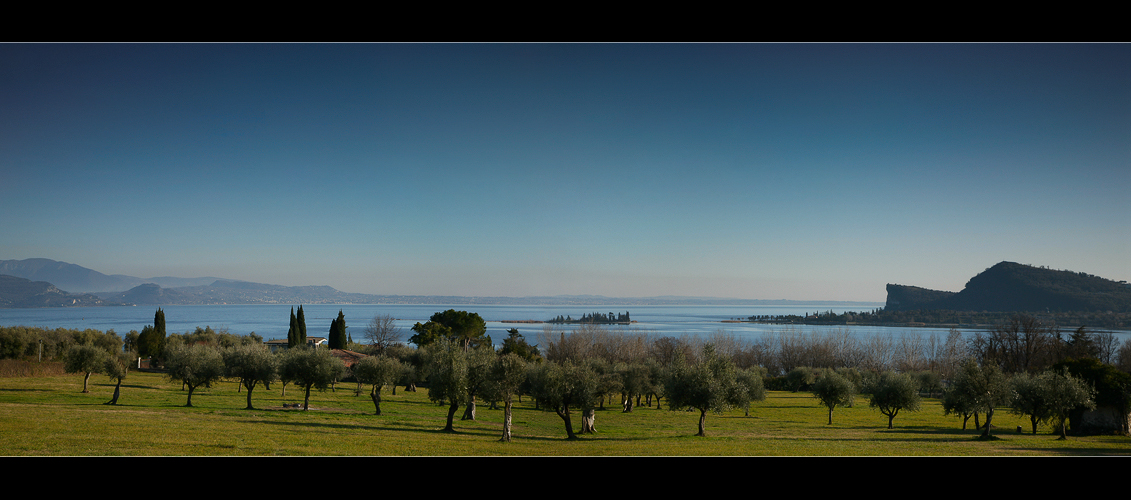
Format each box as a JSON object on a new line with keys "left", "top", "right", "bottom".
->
{"left": 3, "top": 44, "right": 1127, "bottom": 302}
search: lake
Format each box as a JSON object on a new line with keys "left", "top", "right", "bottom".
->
{"left": 0, "top": 302, "right": 999, "bottom": 344}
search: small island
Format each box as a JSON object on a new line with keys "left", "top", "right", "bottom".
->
{"left": 547, "top": 311, "right": 633, "bottom": 325}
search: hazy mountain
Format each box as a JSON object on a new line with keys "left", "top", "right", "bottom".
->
{"left": 0, "top": 258, "right": 220, "bottom": 293}
{"left": 3, "top": 258, "right": 884, "bottom": 307}
{"left": 885, "top": 261, "right": 1131, "bottom": 313}
{"left": 0, "top": 274, "right": 120, "bottom": 308}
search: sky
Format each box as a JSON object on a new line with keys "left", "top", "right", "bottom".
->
{"left": 1, "top": 43, "right": 1128, "bottom": 302}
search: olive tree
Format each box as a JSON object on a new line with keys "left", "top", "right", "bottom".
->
{"left": 64, "top": 344, "right": 110, "bottom": 393}
{"left": 867, "top": 371, "right": 922, "bottom": 429}
{"left": 664, "top": 344, "right": 757, "bottom": 436}
{"left": 461, "top": 345, "right": 497, "bottom": 421}
{"left": 811, "top": 370, "right": 856, "bottom": 425}
{"left": 1045, "top": 368, "right": 1097, "bottom": 439}
{"left": 786, "top": 366, "right": 817, "bottom": 392}
{"left": 278, "top": 347, "right": 347, "bottom": 410}
{"left": 352, "top": 354, "right": 405, "bottom": 415}
{"left": 949, "top": 359, "right": 1010, "bottom": 438}
{"left": 483, "top": 353, "right": 529, "bottom": 442}
{"left": 1011, "top": 368, "right": 1096, "bottom": 439}
{"left": 164, "top": 343, "right": 225, "bottom": 407}
{"left": 618, "top": 362, "right": 651, "bottom": 413}
{"left": 527, "top": 360, "right": 600, "bottom": 440}
{"left": 736, "top": 367, "right": 768, "bottom": 417}
{"left": 1009, "top": 371, "right": 1052, "bottom": 435}
{"left": 422, "top": 338, "right": 469, "bottom": 432}
{"left": 103, "top": 351, "right": 133, "bottom": 405}
{"left": 942, "top": 383, "right": 978, "bottom": 430}
{"left": 222, "top": 343, "right": 278, "bottom": 410}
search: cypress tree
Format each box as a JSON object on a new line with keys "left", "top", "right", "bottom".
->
{"left": 288, "top": 307, "right": 298, "bottom": 348}
{"left": 149, "top": 308, "right": 167, "bottom": 359}
{"left": 155, "top": 308, "right": 166, "bottom": 338}
{"left": 297, "top": 305, "right": 308, "bottom": 346}
{"left": 329, "top": 310, "right": 347, "bottom": 349}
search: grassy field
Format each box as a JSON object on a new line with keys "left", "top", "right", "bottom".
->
{"left": 1, "top": 370, "right": 1128, "bottom": 456}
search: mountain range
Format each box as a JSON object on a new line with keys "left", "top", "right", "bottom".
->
{"left": 0, "top": 258, "right": 222, "bottom": 293}
{"left": 0, "top": 258, "right": 880, "bottom": 308}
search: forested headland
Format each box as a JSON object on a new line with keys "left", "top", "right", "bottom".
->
{"left": 884, "top": 261, "right": 1131, "bottom": 314}
{"left": 745, "top": 262, "right": 1131, "bottom": 330}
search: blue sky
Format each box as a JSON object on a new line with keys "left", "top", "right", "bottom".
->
{"left": 2, "top": 43, "right": 1127, "bottom": 301}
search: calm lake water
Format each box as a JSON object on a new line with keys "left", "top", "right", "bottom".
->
{"left": 0, "top": 302, "right": 1006, "bottom": 344}
{"left": 6, "top": 303, "right": 1130, "bottom": 347}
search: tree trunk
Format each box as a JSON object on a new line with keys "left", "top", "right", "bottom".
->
{"left": 244, "top": 380, "right": 256, "bottom": 410}
{"left": 980, "top": 408, "right": 995, "bottom": 438}
{"left": 371, "top": 388, "right": 382, "bottom": 415}
{"left": 106, "top": 378, "right": 122, "bottom": 405}
{"left": 1031, "top": 416, "right": 1039, "bottom": 435}
{"left": 185, "top": 385, "right": 195, "bottom": 407}
{"left": 581, "top": 407, "right": 596, "bottom": 434}
{"left": 82, "top": 372, "right": 92, "bottom": 393}
{"left": 622, "top": 393, "right": 633, "bottom": 413}
{"left": 827, "top": 407, "right": 833, "bottom": 425}
{"left": 462, "top": 394, "right": 477, "bottom": 421}
{"left": 887, "top": 412, "right": 895, "bottom": 429}
{"left": 556, "top": 405, "right": 578, "bottom": 440}
{"left": 500, "top": 398, "right": 513, "bottom": 442}
{"left": 973, "top": 412, "right": 980, "bottom": 430}
{"left": 303, "top": 383, "right": 313, "bottom": 410}
{"left": 444, "top": 401, "right": 459, "bottom": 432}
{"left": 698, "top": 408, "right": 708, "bottom": 436}
{"left": 961, "top": 413, "right": 970, "bottom": 430}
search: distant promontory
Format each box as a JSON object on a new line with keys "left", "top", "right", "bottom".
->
{"left": 885, "top": 261, "right": 1131, "bottom": 313}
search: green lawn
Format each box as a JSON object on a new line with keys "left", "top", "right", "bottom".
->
{"left": 1, "top": 371, "right": 1127, "bottom": 456}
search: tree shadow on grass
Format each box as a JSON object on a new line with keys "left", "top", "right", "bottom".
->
{"left": 239, "top": 416, "right": 591, "bottom": 443}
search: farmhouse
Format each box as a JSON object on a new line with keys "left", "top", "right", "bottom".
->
{"left": 265, "top": 336, "right": 328, "bottom": 353}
